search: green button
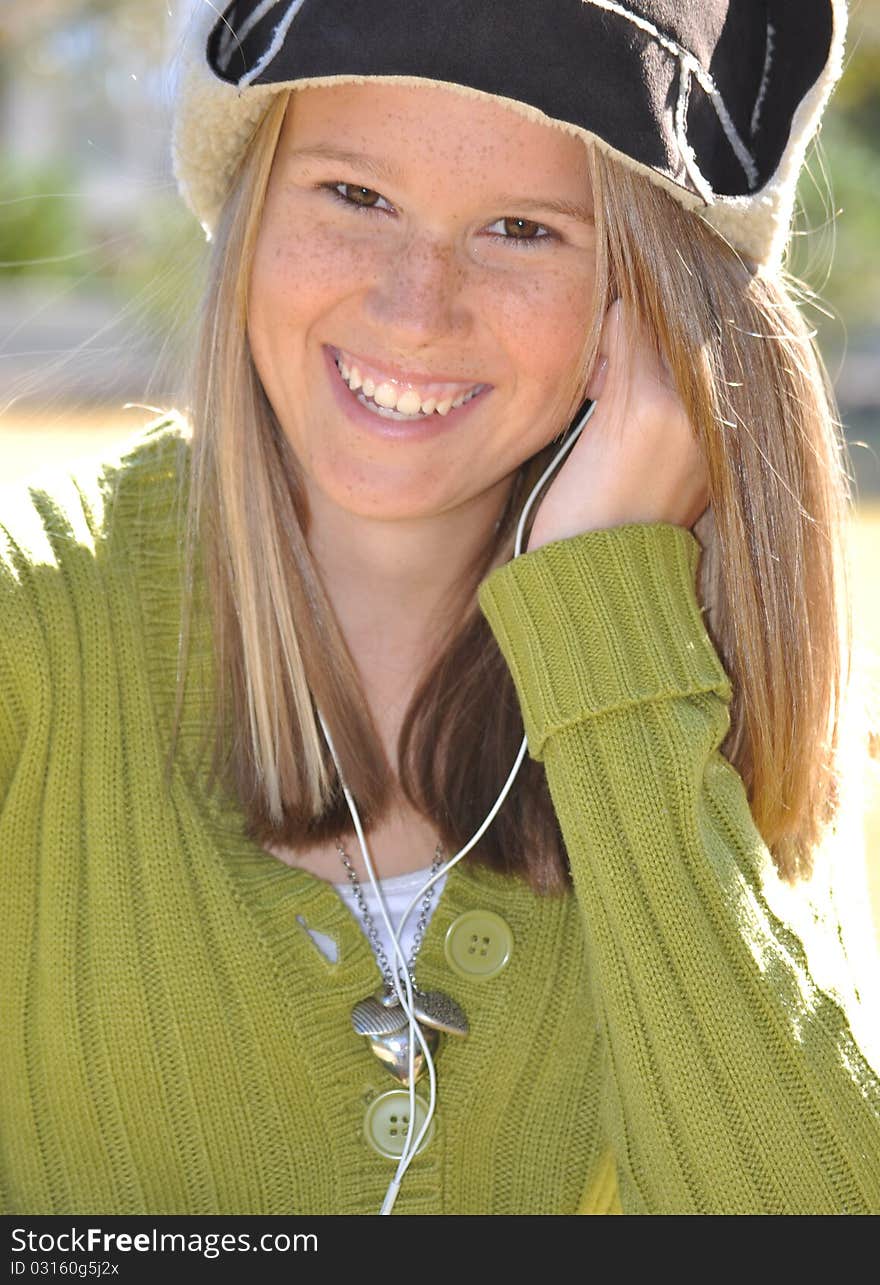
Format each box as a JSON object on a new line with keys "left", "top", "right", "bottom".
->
{"left": 363, "top": 1090, "right": 436, "bottom": 1160}
{"left": 444, "top": 910, "right": 513, "bottom": 979}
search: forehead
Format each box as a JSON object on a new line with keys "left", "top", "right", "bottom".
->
{"left": 277, "top": 80, "right": 592, "bottom": 195}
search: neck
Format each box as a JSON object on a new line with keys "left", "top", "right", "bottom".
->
{"left": 305, "top": 479, "right": 514, "bottom": 711}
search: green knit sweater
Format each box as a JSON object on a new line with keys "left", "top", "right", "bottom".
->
{"left": 1, "top": 417, "right": 879, "bottom": 1215}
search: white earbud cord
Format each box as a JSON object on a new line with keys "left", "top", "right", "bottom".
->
{"left": 315, "top": 396, "right": 598, "bottom": 1215}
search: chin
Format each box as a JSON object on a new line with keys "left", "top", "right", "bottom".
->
{"left": 315, "top": 462, "right": 457, "bottom": 523}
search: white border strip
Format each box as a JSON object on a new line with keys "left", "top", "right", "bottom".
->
{"left": 750, "top": 18, "right": 776, "bottom": 138}
{"left": 582, "top": 0, "right": 759, "bottom": 192}
{"left": 217, "top": 0, "right": 284, "bottom": 73}
{"left": 237, "top": 0, "right": 309, "bottom": 87}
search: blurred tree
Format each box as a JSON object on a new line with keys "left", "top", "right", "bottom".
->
{"left": 0, "top": 160, "right": 84, "bottom": 277}
{"left": 835, "top": 2, "right": 878, "bottom": 125}
{"left": 788, "top": 0, "right": 880, "bottom": 333}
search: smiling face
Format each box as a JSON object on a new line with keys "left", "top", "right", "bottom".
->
{"left": 247, "top": 80, "right": 598, "bottom": 524}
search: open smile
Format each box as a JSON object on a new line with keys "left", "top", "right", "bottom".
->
{"left": 323, "top": 344, "right": 493, "bottom": 440}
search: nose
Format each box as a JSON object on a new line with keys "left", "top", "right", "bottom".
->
{"left": 365, "top": 231, "right": 471, "bottom": 345}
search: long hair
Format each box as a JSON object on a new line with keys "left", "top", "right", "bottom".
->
{"left": 174, "top": 86, "right": 876, "bottom": 895}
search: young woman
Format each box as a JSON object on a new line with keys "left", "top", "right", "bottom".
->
{"left": 2, "top": 0, "right": 879, "bottom": 1215}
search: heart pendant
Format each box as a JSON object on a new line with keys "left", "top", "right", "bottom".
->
{"left": 412, "top": 990, "right": 469, "bottom": 1035}
{"left": 352, "top": 986, "right": 467, "bottom": 1085}
{"left": 366, "top": 1022, "right": 441, "bottom": 1086}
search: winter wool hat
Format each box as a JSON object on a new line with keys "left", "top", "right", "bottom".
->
{"left": 170, "top": 0, "right": 848, "bottom": 270}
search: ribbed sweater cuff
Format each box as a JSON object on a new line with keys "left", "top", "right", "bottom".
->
{"left": 477, "top": 522, "right": 732, "bottom": 759}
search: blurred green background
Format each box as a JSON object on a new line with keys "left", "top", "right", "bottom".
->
{"left": 1, "top": 1, "right": 879, "bottom": 952}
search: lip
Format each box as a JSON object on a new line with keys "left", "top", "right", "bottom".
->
{"left": 323, "top": 344, "right": 492, "bottom": 440}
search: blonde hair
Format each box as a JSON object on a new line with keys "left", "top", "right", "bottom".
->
{"left": 175, "top": 86, "right": 876, "bottom": 894}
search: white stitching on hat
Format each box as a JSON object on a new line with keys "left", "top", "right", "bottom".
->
{"left": 207, "top": 0, "right": 764, "bottom": 196}
{"left": 193, "top": 0, "right": 253, "bottom": 75}
{"left": 216, "top": 0, "right": 283, "bottom": 74}
{"left": 673, "top": 58, "right": 714, "bottom": 205}
{"left": 582, "top": 0, "right": 760, "bottom": 193}
{"left": 750, "top": 17, "right": 776, "bottom": 137}
{"left": 235, "top": 0, "right": 309, "bottom": 87}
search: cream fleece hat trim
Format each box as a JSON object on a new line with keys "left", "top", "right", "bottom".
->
{"left": 169, "top": 0, "right": 848, "bottom": 270}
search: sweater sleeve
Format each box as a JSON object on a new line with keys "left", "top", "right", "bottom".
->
{"left": 477, "top": 521, "right": 880, "bottom": 1214}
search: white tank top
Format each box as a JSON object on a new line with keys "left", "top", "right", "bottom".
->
{"left": 300, "top": 863, "right": 448, "bottom": 969}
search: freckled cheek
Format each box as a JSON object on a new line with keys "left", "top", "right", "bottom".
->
{"left": 495, "top": 271, "right": 593, "bottom": 398}
{"left": 250, "top": 223, "right": 379, "bottom": 341}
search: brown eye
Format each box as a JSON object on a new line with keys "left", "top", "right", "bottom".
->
{"left": 319, "top": 182, "right": 393, "bottom": 216}
{"left": 341, "top": 184, "right": 381, "bottom": 207}
{"left": 486, "top": 215, "right": 555, "bottom": 248}
{"left": 502, "top": 217, "right": 544, "bottom": 239}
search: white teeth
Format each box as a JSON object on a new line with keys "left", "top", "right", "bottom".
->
{"left": 396, "top": 389, "right": 424, "bottom": 415}
{"left": 373, "top": 381, "right": 399, "bottom": 410}
{"left": 334, "top": 352, "right": 484, "bottom": 418}
{"left": 355, "top": 391, "right": 426, "bottom": 421}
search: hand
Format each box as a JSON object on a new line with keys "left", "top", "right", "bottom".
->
{"left": 527, "top": 298, "right": 710, "bottom": 551}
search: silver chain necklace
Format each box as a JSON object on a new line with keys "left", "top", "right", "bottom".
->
{"left": 336, "top": 839, "right": 445, "bottom": 988}
{"left": 336, "top": 837, "right": 469, "bottom": 1086}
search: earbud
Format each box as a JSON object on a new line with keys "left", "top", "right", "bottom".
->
{"left": 315, "top": 392, "right": 599, "bottom": 1214}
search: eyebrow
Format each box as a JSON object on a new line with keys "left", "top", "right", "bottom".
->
{"left": 287, "top": 145, "right": 595, "bottom": 225}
